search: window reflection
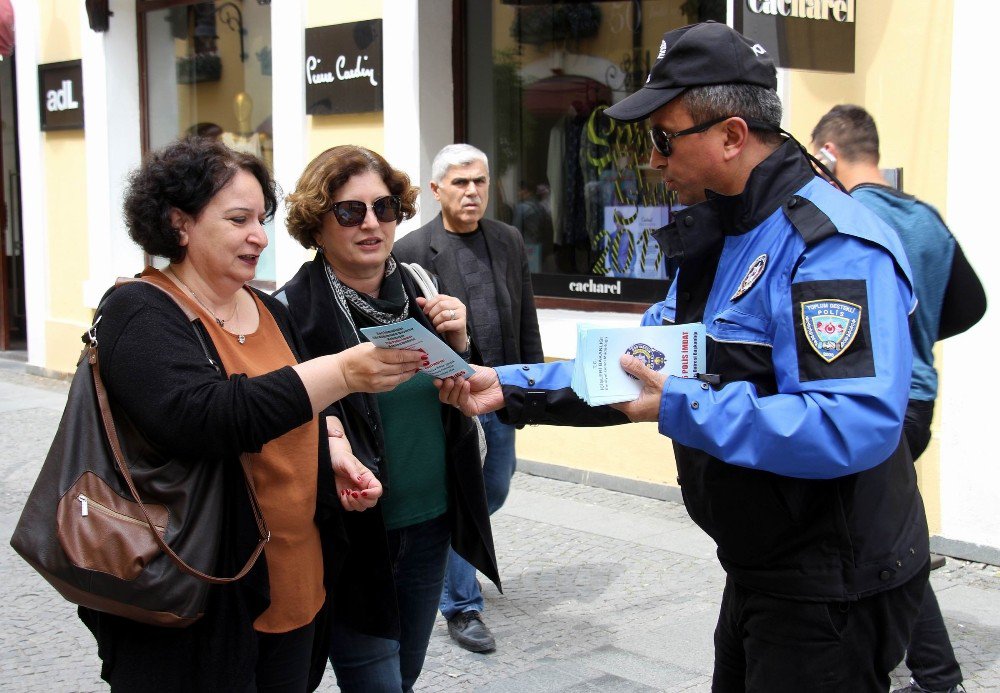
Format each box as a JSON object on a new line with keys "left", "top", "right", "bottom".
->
{"left": 141, "top": 1, "right": 275, "bottom": 282}
{"left": 468, "top": 1, "right": 725, "bottom": 299}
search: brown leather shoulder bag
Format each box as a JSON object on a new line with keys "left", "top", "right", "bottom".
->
{"left": 10, "top": 278, "right": 269, "bottom": 627}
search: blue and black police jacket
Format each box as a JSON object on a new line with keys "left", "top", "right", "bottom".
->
{"left": 494, "top": 141, "right": 929, "bottom": 601}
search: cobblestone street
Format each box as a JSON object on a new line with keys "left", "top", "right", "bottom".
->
{"left": 2, "top": 361, "right": 998, "bottom": 691}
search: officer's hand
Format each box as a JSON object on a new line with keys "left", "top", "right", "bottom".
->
{"left": 435, "top": 365, "right": 504, "bottom": 417}
{"left": 611, "top": 355, "right": 668, "bottom": 422}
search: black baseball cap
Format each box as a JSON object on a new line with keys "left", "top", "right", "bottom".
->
{"left": 604, "top": 21, "right": 777, "bottom": 123}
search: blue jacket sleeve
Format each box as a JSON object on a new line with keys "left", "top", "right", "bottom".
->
{"left": 658, "top": 233, "right": 913, "bottom": 479}
{"left": 495, "top": 361, "right": 629, "bottom": 427}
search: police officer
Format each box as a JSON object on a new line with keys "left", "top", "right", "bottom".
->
{"left": 436, "top": 21, "right": 930, "bottom": 692}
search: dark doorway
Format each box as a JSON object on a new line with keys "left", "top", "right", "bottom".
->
{"left": 1, "top": 52, "right": 26, "bottom": 352}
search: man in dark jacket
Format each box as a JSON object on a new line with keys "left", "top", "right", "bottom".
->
{"left": 436, "top": 22, "right": 931, "bottom": 691}
{"left": 393, "top": 144, "right": 543, "bottom": 653}
{"left": 812, "top": 104, "right": 986, "bottom": 693}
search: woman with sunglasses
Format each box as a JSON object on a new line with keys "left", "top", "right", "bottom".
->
{"left": 275, "top": 145, "right": 500, "bottom": 693}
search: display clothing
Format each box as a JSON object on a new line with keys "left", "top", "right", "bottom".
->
{"left": 490, "top": 141, "right": 930, "bottom": 689}
{"left": 78, "top": 271, "right": 340, "bottom": 692}
{"left": 273, "top": 253, "right": 500, "bottom": 644}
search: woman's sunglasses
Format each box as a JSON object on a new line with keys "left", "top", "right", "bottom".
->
{"left": 329, "top": 195, "right": 402, "bottom": 227}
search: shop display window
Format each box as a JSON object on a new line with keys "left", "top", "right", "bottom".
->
{"left": 465, "top": 0, "right": 724, "bottom": 306}
{"left": 138, "top": 0, "right": 275, "bottom": 283}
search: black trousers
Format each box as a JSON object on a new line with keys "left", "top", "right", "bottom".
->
{"left": 711, "top": 563, "right": 928, "bottom": 693}
{"left": 252, "top": 618, "right": 317, "bottom": 692}
{"left": 902, "top": 399, "right": 964, "bottom": 690}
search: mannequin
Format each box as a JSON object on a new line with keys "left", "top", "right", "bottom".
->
{"left": 221, "top": 92, "right": 272, "bottom": 167}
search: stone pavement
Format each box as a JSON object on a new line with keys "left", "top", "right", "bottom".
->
{"left": 1, "top": 359, "right": 999, "bottom": 691}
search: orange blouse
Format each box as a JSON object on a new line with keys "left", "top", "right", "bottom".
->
{"left": 144, "top": 270, "right": 324, "bottom": 634}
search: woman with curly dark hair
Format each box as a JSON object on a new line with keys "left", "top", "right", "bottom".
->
{"left": 275, "top": 145, "right": 500, "bottom": 692}
{"left": 78, "top": 137, "right": 423, "bottom": 691}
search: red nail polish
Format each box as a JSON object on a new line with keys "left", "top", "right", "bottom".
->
{"left": 351, "top": 492, "right": 359, "bottom": 498}
{"left": 361, "top": 491, "right": 368, "bottom": 497}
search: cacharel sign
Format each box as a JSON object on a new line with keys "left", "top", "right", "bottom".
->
{"left": 735, "top": 0, "right": 857, "bottom": 72}
{"left": 745, "top": 0, "right": 855, "bottom": 22}
{"left": 530, "top": 273, "right": 668, "bottom": 305}
{"left": 305, "top": 20, "right": 383, "bottom": 115}
{"left": 568, "top": 279, "right": 622, "bottom": 296}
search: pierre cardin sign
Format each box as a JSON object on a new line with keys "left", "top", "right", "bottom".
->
{"left": 38, "top": 60, "right": 84, "bottom": 130}
{"left": 305, "top": 20, "right": 383, "bottom": 115}
{"left": 734, "top": 0, "right": 856, "bottom": 73}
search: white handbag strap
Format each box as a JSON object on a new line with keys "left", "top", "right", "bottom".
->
{"left": 400, "top": 262, "right": 439, "bottom": 299}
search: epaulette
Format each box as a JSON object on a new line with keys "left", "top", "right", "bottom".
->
{"left": 783, "top": 194, "right": 838, "bottom": 246}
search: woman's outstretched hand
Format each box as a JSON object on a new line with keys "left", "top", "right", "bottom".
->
{"left": 339, "top": 342, "right": 424, "bottom": 393}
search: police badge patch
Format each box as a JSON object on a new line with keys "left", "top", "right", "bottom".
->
{"left": 792, "top": 279, "right": 873, "bottom": 382}
{"left": 731, "top": 254, "right": 767, "bottom": 301}
{"left": 625, "top": 343, "right": 666, "bottom": 380}
{"left": 801, "top": 299, "right": 862, "bottom": 363}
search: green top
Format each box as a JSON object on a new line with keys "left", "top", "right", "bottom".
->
{"left": 376, "top": 371, "right": 449, "bottom": 530}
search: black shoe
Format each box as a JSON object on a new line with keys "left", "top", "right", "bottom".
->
{"left": 930, "top": 553, "right": 947, "bottom": 570}
{"left": 447, "top": 610, "right": 496, "bottom": 653}
{"left": 891, "top": 681, "right": 965, "bottom": 693}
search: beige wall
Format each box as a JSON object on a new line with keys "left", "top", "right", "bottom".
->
{"left": 306, "top": 2, "right": 383, "bottom": 161}
{"left": 39, "top": 1, "right": 91, "bottom": 373}
{"left": 787, "top": 1, "right": 953, "bottom": 214}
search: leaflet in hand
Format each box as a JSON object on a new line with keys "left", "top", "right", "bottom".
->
{"left": 571, "top": 322, "right": 706, "bottom": 405}
{"left": 360, "top": 318, "right": 474, "bottom": 379}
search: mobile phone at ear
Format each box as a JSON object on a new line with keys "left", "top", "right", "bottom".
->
{"left": 818, "top": 147, "right": 837, "bottom": 173}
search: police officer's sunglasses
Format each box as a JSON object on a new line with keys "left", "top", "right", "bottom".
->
{"left": 329, "top": 195, "right": 403, "bottom": 227}
{"left": 648, "top": 115, "right": 734, "bottom": 157}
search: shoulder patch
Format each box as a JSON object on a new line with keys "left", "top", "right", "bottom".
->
{"left": 785, "top": 195, "right": 838, "bottom": 246}
{"left": 730, "top": 253, "right": 767, "bottom": 301}
{"left": 792, "top": 279, "right": 874, "bottom": 381}
{"left": 801, "top": 299, "right": 862, "bottom": 362}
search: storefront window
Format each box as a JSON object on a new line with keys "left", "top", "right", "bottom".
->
{"left": 466, "top": 1, "right": 725, "bottom": 305}
{"left": 138, "top": 0, "right": 275, "bottom": 283}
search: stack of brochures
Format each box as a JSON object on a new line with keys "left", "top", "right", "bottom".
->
{"left": 570, "top": 322, "right": 706, "bottom": 406}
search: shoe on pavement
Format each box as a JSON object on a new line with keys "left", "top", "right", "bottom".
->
{"left": 891, "top": 680, "right": 966, "bottom": 693}
{"left": 930, "top": 553, "right": 947, "bottom": 570}
{"left": 447, "top": 610, "right": 496, "bottom": 653}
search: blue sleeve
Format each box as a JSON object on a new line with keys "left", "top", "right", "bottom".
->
{"left": 496, "top": 360, "right": 574, "bottom": 389}
{"left": 641, "top": 281, "right": 677, "bottom": 326}
{"left": 658, "top": 234, "right": 913, "bottom": 479}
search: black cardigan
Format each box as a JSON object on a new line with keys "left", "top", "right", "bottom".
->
{"left": 275, "top": 253, "right": 501, "bottom": 639}
{"left": 78, "top": 279, "right": 343, "bottom": 692}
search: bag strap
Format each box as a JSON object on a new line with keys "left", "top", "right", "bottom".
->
{"left": 88, "top": 277, "right": 269, "bottom": 584}
{"left": 400, "top": 262, "right": 439, "bottom": 299}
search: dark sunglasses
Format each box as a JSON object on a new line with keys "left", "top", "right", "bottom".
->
{"left": 329, "top": 195, "right": 402, "bottom": 227}
{"left": 648, "top": 115, "right": 734, "bottom": 157}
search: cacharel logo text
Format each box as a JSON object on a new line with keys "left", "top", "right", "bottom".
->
{"left": 305, "top": 55, "right": 379, "bottom": 87}
{"left": 568, "top": 279, "right": 622, "bottom": 295}
{"left": 746, "top": 0, "right": 855, "bottom": 22}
